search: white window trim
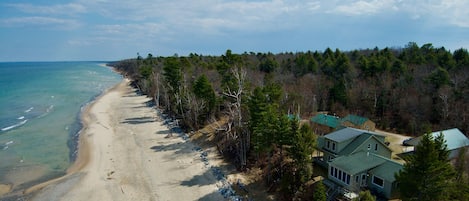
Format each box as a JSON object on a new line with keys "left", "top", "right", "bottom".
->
{"left": 372, "top": 175, "right": 384, "bottom": 188}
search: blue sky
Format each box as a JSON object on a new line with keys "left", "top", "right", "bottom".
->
{"left": 1, "top": 0, "right": 469, "bottom": 61}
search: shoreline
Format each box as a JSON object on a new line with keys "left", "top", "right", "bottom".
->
{"left": 23, "top": 78, "right": 231, "bottom": 201}
{"left": 18, "top": 79, "right": 126, "bottom": 197}
{"left": 0, "top": 76, "right": 124, "bottom": 200}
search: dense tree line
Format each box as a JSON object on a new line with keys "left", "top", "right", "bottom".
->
{"left": 110, "top": 42, "right": 469, "bottom": 199}
{"left": 112, "top": 42, "right": 469, "bottom": 135}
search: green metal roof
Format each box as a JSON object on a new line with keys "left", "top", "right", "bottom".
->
{"left": 406, "top": 128, "right": 469, "bottom": 150}
{"left": 342, "top": 114, "right": 369, "bottom": 126}
{"left": 311, "top": 114, "right": 340, "bottom": 128}
{"left": 324, "top": 127, "right": 384, "bottom": 143}
{"left": 368, "top": 159, "right": 403, "bottom": 182}
{"left": 330, "top": 152, "right": 386, "bottom": 175}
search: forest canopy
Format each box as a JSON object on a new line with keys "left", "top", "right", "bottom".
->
{"left": 111, "top": 42, "right": 469, "bottom": 136}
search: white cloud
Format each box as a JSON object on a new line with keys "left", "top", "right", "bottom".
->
{"left": 6, "top": 3, "right": 87, "bottom": 15}
{"left": 0, "top": 16, "right": 81, "bottom": 29}
{"left": 77, "top": 0, "right": 307, "bottom": 33}
{"left": 420, "top": 0, "right": 469, "bottom": 28}
{"left": 331, "top": 0, "right": 398, "bottom": 16}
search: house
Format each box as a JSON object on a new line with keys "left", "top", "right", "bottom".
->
{"left": 341, "top": 114, "right": 376, "bottom": 131}
{"left": 311, "top": 114, "right": 376, "bottom": 135}
{"left": 405, "top": 128, "right": 469, "bottom": 159}
{"left": 316, "top": 127, "right": 402, "bottom": 199}
{"left": 310, "top": 113, "right": 342, "bottom": 135}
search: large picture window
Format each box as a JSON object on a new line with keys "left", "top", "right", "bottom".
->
{"left": 372, "top": 176, "right": 384, "bottom": 188}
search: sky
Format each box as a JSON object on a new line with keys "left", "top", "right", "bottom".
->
{"left": 1, "top": 0, "right": 469, "bottom": 61}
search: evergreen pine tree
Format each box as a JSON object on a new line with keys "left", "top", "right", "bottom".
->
{"left": 192, "top": 74, "right": 216, "bottom": 112}
{"left": 312, "top": 181, "right": 327, "bottom": 201}
{"left": 395, "top": 133, "right": 455, "bottom": 201}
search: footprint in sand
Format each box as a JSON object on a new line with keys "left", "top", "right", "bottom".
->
{"left": 106, "top": 171, "right": 115, "bottom": 180}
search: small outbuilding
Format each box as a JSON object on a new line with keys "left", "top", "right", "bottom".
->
{"left": 341, "top": 115, "right": 376, "bottom": 131}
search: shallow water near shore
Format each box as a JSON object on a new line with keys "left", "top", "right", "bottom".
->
{"left": 0, "top": 62, "right": 121, "bottom": 194}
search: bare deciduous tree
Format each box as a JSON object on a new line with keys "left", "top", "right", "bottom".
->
{"left": 222, "top": 66, "right": 249, "bottom": 169}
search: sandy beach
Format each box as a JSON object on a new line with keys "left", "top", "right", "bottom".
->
{"left": 29, "top": 79, "right": 227, "bottom": 201}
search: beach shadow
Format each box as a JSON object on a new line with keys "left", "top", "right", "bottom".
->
{"left": 121, "top": 117, "right": 155, "bottom": 124}
{"left": 150, "top": 142, "right": 184, "bottom": 152}
{"left": 156, "top": 130, "right": 172, "bottom": 135}
{"left": 149, "top": 141, "right": 195, "bottom": 156}
{"left": 132, "top": 105, "right": 150, "bottom": 109}
{"left": 180, "top": 170, "right": 216, "bottom": 187}
{"left": 197, "top": 191, "right": 223, "bottom": 201}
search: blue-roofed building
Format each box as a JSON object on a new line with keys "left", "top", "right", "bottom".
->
{"left": 406, "top": 128, "right": 469, "bottom": 159}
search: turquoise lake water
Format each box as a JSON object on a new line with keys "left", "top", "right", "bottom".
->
{"left": 0, "top": 62, "right": 121, "bottom": 190}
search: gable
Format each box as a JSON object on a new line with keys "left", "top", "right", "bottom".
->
{"left": 339, "top": 134, "right": 392, "bottom": 157}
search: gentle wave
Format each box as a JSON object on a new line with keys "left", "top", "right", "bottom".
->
{"left": 38, "top": 105, "right": 54, "bottom": 118}
{"left": 2, "top": 141, "right": 13, "bottom": 151}
{"left": 25, "top": 107, "right": 34, "bottom": 113}
{"left": 1, "top": 120, "right": 28, "bottom": 132}
{"left": 17, "top": 116, "right": 25, "bottom": 120}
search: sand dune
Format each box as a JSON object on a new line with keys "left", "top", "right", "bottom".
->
{"left": 30, "top": 79, "right": 226, "bottom": 201}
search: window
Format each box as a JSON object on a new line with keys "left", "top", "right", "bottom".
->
{"left": 372, "top": 176, "right": 384, "bottom": 188}
{"left": 330, "top": 167, "right": 351, "bottom": 185}
{"left": 375, "top": 143, "right": 378, "bottom": 151}
{"left": 367, "top": 144, "right": 371, "bottom": 149}
{"left": 342, "top": 172, "right": 346, "bottom": 183}
{"left": 332, "top": 143, "right": 336, "bottom": 151}
{"left": 327, "top": 140, "right": 330, "bottom": 148}
{"left": 356, "top": 175, "right": 359, "bottom": 183}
